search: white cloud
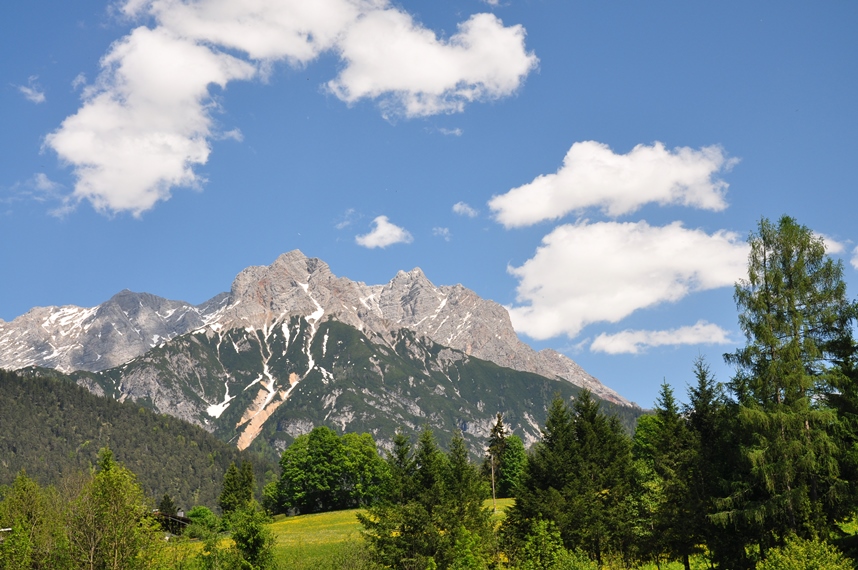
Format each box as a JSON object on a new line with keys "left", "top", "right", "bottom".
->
{"left": 851, "top": 246, "right": 858, "bottom": 270}
{"left": 433, "top": 227, "right": 451, "bottom": 241}
{"left": 17, "top": 75, "right": 46, "bottom": 104}
{"left": 507, "top": 220, "right": 748, "bottom": 340}
{"left": 356, "top": 215, "right": 413, "bottom": 248}
{"left": 590, "top": 321, "right": 732, "bottom": 355}
{"left": 489, "top": 141, "right": 737, "bottom": 228}
{"left": 816, "top": 232, "right": 845, "bottom": 254}
{"left": 129, "top": 0, "right": 362, "bottom": 64}
{"left": 439, "top": 127, "right": 463, "bottom": 136}
{"left": 329, "top": 11, "right": 537, "bottom": 118}
{"left": 453, "top": 201, "right": 479, "bottom": 217}
{"left": 45, "top": 27, "right": 256, "bottom": 216}
{"left": 46, "top": 0, "right": 537, "bottom": 216}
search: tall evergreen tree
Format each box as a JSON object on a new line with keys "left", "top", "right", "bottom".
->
{"left": 506, "top": 392, "right": 635, "bottom": 566}
{"left": 483, "top": 413, "right": 507, "bottom": 510}
{"left": 498, "top": 435, "right": 526, "bottom": 499}
{"left": 218, "top": 461, "right": 253, "bottom": 515}
{"left": 650, "top": 382, "right": 697, "bottom": 570}
{"left": 721, "top": 216, "right": 854, "bottom": 553}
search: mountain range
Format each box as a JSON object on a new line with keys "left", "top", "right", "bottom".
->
{"left": 0, "top": 251, "right": 638, "bottom": 455}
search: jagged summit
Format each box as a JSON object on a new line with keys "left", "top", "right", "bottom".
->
{"left": 0, "top": 251, "right": 631, "bottom": 406}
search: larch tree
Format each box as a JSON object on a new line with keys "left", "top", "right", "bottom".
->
{"left": 721, "top": 216, "right": 854, "bottom": 550}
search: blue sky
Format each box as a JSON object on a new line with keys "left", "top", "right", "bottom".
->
{"left": 2, "top": 1, "right": 857, "bottom": 407}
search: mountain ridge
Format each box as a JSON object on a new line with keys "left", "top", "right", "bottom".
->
{"left": 0, "top": 250, "right": 630, "bottom": 407}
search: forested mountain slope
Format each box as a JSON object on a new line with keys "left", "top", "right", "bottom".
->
{"left": 53, "top": 320, "right": 641, "bottom": 458}
{"left": 0, "top": 369, "right": 272, "bottom": 510}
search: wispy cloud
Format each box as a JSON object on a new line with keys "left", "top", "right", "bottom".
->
{"left": 46, "top": 0, "right": 538, "bottom": 216}
{"left": 16, "top": 75, "right": 46, "bottom": 104}
{"left": 489, "top": 141, "right": 737, "bottom": 228}
{"left": 335, "top": 208, "right": 358, "bottom": 230}
{"left": 356, "top": 215, "right": 413, "bottom": 248}
{"left": 590, "top": 321, "right": 732, "bottom": 355}
{"left": 433, "top": 227, "right": 451, "bottom": 241}
{"left": 453, "top": 201, "right": 479, "bottom": 218}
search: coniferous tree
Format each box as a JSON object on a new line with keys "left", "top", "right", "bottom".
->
{"left": 158, "top": 493, "right": 177, "bottom": 517}
{"left": 483, "top": 413, "right": 507, "bottom": 510}
{"left": 720, "top": 216, "right": 855, "bottom": 555}
{"left": 360, "top": 428, "right": 491, "bottom": 569}
{"left": 441, "top": 432, "right": 493, "bottom": 567}
{"left": 506, "top": 392, "right": 635, "bottom": 566}
{"left": 386, "top": 430, "right": 417, "bottom": 505}
{"left": 684, "top": 357, "right": 751, "bottom": 569}
{"left": 649, "top": 382, "right": 697, "bottom": 570}
{"left": 498, "top": 435, "right": 527, "bottom": 499}
{"left": 218, "top": 462, "right": 251, "bottom": 515}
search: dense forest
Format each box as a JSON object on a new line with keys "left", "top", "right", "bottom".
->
{"left": 0, "top": 369, "right": 273, "bottom": 509}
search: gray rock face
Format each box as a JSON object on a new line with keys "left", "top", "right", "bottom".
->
{"left": 0, "top": 290, "right": 225, "bottom": 373}
{"left": 0, "top": 250, "right": 632, "bottom": 407}
{"left": 214, "top": 251, "right": 631, "bottom": 406}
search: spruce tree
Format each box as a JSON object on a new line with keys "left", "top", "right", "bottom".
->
{"left": 218, "top": 462, "right": 250, "bottom": 515}
{"left": 498, "top": 435, "right": 526, "bottom": 498}
{"left": 650, "top": 382, "right": 697, "bottom": 570}
{"left": 506, "top": 392, "right": 635, "bottom": 566}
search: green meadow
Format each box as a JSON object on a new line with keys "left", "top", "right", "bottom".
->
{"left": 269, "top": 498, "right": 515, "bottom": 566}
{"left": 263, "top": 499, "right": 720, "bottom": 569}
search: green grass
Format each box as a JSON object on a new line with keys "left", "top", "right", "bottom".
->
{"left": 269, "top": 498, "right": 516, "bottom": 565}
{"left": 270, "top": 508, "right": 364, "bottom": 565}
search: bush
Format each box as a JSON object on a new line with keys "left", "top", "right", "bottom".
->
{"left": 756, "top": 536, "right": 853, "bottom": 570}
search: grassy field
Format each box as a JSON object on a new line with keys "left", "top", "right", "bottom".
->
{"left": 265, "top": 499, "right": 717, "bottom": 569}
{"left": 269, "top": 498, "right": 515, "bottom": 565}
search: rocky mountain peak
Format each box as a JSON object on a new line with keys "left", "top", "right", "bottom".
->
{"left": 0, "top": 252, "right": 633, "bottom": 406}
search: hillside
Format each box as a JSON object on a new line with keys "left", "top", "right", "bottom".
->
{"left": 0, "top": 368, "right": 273, "bottom": 510}
{"left": 55, "top": 320, "right": 641, "bottom": 457}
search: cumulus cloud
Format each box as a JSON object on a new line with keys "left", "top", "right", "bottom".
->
{"left": 356, "top": 215, "right": 413, "bottom": 248}
{"left": 46, "top": 0, "right": 537, "bottom": 215}
{"left": 328, "top": 11, "right": 537, "bottom": 118}
{"left": 590, "top": 320, "right": 732, "bottom": 355}
{"left": 489, "top": 141, "right": 737, "bottom": 228}
{"left": 507, "top": 220, "right": 748, "bottom": 340}
{"left": 851, "top": 246, "right": 858, "bottom": 270}
{"left": 453, "top": 201, "right": 479, "bottom": 217}
{"left": 17, "top": 75, "right": 46, "bottom": 104}
{"left": 45, "top": 27, "right": 256, "bottom": 216}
